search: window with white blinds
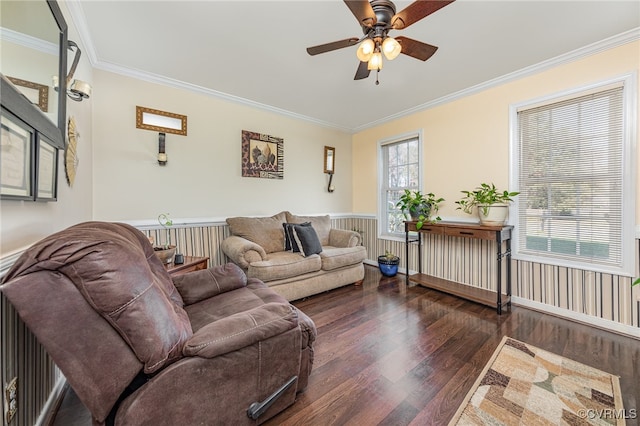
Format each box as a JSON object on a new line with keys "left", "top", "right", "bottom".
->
{"left": 513, "top": 79, "right": 634, "bottom": 274}
{"left": 378, "top": 133, "right": 422, "bottom": 238}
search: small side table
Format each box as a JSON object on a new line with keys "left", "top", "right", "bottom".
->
{"left": 165, "top": 256, "right": 209, "bottom": 277}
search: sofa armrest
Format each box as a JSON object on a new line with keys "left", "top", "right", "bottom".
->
{"left": 183, "top": 303, "right": 298, "bottom": 358}
{"left": 172, "top": 263, "right": 248, "bottom": 305}
{"left": 221, "top": 236, "right": 267, "bottom": 269}
{"left": 328, "top": 228, "right": 361, "bottom": 248}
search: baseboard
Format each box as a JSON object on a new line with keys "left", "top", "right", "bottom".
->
{"left": 512, "top": 296, "right": 640, "bottom": 340}
{"left": 364, "top": 262, "right": 640, "bottom": 340}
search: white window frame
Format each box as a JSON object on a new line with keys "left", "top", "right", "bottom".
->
{"left": 509, "top": 73, "right": 637, "bottom": 276}
{"left": 377, "top": 130, "right": 423, "bottom": 241}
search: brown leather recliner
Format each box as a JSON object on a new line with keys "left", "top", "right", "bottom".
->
{"left": 1, "top": 222, "right": 316, "bottom": 425}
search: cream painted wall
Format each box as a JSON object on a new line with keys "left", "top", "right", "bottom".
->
{"left": 0, "top": 2, "right": 93, "bottom": 255}
{"left": 352, "top": 41, "right": 640, "bottom": 223}
{"left": 92, "top": 71, "right": 353, "bottom": 221}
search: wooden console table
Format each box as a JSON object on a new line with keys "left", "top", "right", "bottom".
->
{"left": 165, "top": 256, "right": 209, "bottom": 277}
{"left": 404, "top": 221, "right": 513, "bottom": 314}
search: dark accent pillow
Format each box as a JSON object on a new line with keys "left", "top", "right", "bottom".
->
{"left": 283, "top": 222, "right": 310, "bottom": 252}
{"left": 291, "top": 224, "right": 323, "bottom": 257}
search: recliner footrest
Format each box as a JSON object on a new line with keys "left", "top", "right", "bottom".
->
{"left": 247, "top": 376, "right": 298, "bottom": 420}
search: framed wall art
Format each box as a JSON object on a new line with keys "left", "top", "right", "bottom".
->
{"left": 36, "top": 135, "right": 58, "bottom": 201}
{"left": 241, "top": 130, "right": 284, "bottom": 179}
{"left": 1, "top": 109, "right": 35, "bottom": 200}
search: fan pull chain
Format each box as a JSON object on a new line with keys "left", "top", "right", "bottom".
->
{"left": 375, "top": 70, "right": 380, "bottom": 85}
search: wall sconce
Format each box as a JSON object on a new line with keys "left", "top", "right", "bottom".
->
{"left": 53, "top": 40, "right": 92, "bottom": 101}
{"left": 158, "top": 133, "right": 167, "bottom": 165}
{"left": 136, "top": 106, "right": 188, "bottom": 166}
{"left": 324, "top": 146, "right": 335, "bottom": 193}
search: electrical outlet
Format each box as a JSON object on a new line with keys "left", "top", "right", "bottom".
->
{"left": 4, "top": 377, "right": 17, "bottom": 424}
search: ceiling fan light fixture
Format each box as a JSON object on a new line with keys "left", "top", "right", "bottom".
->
{"left": 356, "top": 38, "right": 375, "bottom": 62}
{"left": 367, "top": 51, "right": 383, "bottom": 71}
{"left": 382, "top": 36, "right": 401, "bottom": 60}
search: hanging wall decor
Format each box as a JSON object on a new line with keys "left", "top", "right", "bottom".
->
{"left": 241, "top": 130, "right": 283, "bottom": 179}
{"left": 65, "top": 116, "right": 79, "bottom": 186}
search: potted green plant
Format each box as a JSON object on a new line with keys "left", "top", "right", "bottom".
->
{"left": 455, "top": 183, "right": 519, "bottom": 226}
{"left": 377, "top": 250, "right": 400, "bottom": 277}
{"left": 154, "top": 213, "right": 176, "bottom": 263}
{"left": 396, "top": 190, "right": 445, "bottom": 230}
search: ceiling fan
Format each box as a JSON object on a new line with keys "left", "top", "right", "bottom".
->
{"left": 306, "top": 0, "right": 455, "bottom": 84}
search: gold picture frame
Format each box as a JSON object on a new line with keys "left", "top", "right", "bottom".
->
{"left": 324, "top": 146, "right": 335, "bottom": 173}
{"left": 7, "top": 76, "right": 49, "bottom": 112}
{"left": 136, "top": 106, "right": 187, "bottom": 136}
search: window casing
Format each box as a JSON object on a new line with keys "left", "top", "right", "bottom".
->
{"left": 510, "top": 75, "right": 636, "bottom": 275}
{"left": 378, "top": 132, "right": 422, "bottom": 240}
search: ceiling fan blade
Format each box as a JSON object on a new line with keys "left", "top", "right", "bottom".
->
{"left": 307, "top": 38, "right": 360, "bottom": 56}
{"left": 396, "top": 36, "right": 439, "bottom": 61}
{"left": 392, "top": 0, "right": 455, "bottom": 30}
{"left": 344, "top": 0, "right": 376, "bottom": 27}
{"left": 354, "top": 61, "right": 370, "bottom": 80}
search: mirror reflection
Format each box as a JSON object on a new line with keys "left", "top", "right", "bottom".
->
{"left": 136, "top": 106, "right": 188, "bottom": 136}
{"left": 1, "top": 1, "right": 60, "bottom": 125}
{"left": 324, "top": 146, "right": 335, "bottom": 173}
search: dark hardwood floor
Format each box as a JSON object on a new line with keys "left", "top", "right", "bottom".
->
{"left": 53, "top": 265, "right": 639, "bottom": 426}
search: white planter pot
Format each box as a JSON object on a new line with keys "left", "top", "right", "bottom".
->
{"left": 477, "top": 204, "right": 509, "bottom": 226}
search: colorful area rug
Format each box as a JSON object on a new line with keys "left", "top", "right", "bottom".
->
{"left": 450, "top": 336, "right": 625, "bottom": 425}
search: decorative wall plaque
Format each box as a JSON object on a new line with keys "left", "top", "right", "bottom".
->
{"left": 241, "top": 130, "right": 283, "bottom": 179}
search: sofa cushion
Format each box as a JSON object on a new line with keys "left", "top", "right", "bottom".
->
{"left": 320, "top": 246, "right": 367, "bottom": 271}
{"left": 285, "top": 212, "right": 331, "bottom": 246}
{"left": 291, "top": 224, "right": 323, "bottom": 257}
{"left": 227, "top": 211, "right": 287, "bottom": 254}
{"left": 248, "top": 251, "right": 321, "bottom": 282}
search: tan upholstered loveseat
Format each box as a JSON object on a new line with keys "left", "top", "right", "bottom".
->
{"left": 221, "top": 211, "right": 367, "bottom": 301}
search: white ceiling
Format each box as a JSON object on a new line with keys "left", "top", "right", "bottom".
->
{"left": 68, "top": 0, "right": 640, "bottom": 132}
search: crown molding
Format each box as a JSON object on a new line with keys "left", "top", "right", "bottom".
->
{"left": 0, "top": 27, "right": 57, "bottom": 55}
{"left": 99, "top": 61, "right": 353, "bottom": 133}
{"left": 64, "top": 2, "right": 349, "bottom": 132}
{"left": 353, "top": 27, "right": 640, "bottom": 133}
{"left": 65, "top": 1, "right": 99, "bottom": 65}
{"left": 63, "top": 0, "right": 639, "bottom": 134}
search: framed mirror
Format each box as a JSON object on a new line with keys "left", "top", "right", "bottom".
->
{"left": 0, "top": 0, "right": 67, "bottom": 149}
{"left": 136, "top": 106, "right": 187, "bottom": 136}
{"left": 324, "top": 146, "right": 335, "bottom": 174}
